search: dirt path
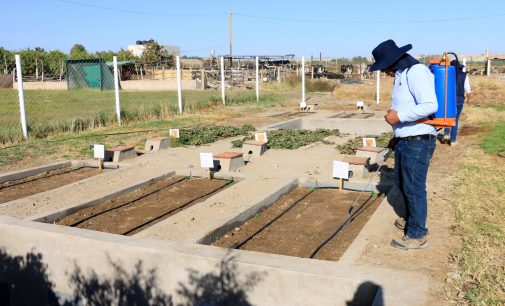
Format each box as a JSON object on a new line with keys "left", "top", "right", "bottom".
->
{"left": 0, "top": 167, "right": 102, "bottom": 204}
{"left": 213, "top": 188, "right": 384, "bottom": 261}
{"left": 356, "top": 133, "right": 472, "bottom": 304}
{"left": 57, "top": 176, "right": 230, "bottom": 235}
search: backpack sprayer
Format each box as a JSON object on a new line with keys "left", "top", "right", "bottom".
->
{"left": 417, "top": 52, "right": 460, "bottom": 128}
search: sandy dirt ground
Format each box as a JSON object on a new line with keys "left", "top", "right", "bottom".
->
{"left": 0, "top": 95, "right": 465, "bottom": 304}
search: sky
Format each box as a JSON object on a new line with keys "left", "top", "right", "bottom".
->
{"left": 2, "top": 0, "right": 505, "bottom": 58}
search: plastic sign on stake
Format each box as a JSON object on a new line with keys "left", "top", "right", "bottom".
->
{"left": 362, "top": 137, "right": 377, "bottom": 147}
{"left": 300, "top": 101, "right": 307, "bottom": 109}
{"left": 169, "top": 128, "right": 180, "bottom": 138}
{"left": 356, "top": 101, "right": 364, "bottom": 110}
{"left": 332, "top": 161, "right": 349, "bottom": 180}
{"left": 93, "top": 144, "right": 105, "bottom": 159}
{"left": 254, "top": 132, "right": 268, "bottom": 143}
{"left": 199, "top": 153, "right": 214, "bottom": 168}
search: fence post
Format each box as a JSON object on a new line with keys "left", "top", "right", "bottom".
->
{"left": 376, "top": 70, "right": 380, "bottom": 104}
{"left": 220, "top": 56, "right": 225, "bottom": 105}
{"left": 113, "top": 56, "right": 122, "bottom": 125}
{"left": 301, "top": 56, "right": 305, "bottom": 104}
{"left": 255, "top": 56, "right": 259, "bottom": 101}
{"left": 15, "top": 55, "right": 28, "bottom": 139}
{"left": 176, "top": 56, "right": 183, "bottom": 113}
{"left": 277, "top": 67, "right": 281, "bottom": 84}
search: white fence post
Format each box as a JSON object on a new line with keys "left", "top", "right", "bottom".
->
{"left": 113, "top": 56, "right": 122, "bottom": 125}
{"left": 220, "top": 56, "right": 226, "bottom": 105}
{"left": 15, "top": 55, "right": 28, "bottom": 139}
{"left": 301, "top": 56, "right": 305, "bottom": 104}
{"left": 376, "top": 70, "right": 380, "bottom": 104}
{"left": 176, "top": 56, "right": 183, "bottom": 113}
{"left": 462, "top": 57, "right": 467, "bottom": 72}
{"left": 277, "top": 67, "right": 281, "bottom": 84}
{"left": 255, "top": 56, "right": 259, "bottom": 101}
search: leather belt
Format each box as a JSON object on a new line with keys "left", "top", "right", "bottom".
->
{"left": 397, "top": 134, "right": 434, "bottom": 141}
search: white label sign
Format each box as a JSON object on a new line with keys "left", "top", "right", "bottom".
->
{"left": 93, "top": 144, "right": 105, "bottom": 159}
{"left": 300, "top": 101, "right": 307, "bottom": 108}
{"left": 255, "top": 132, "right": 268, "bottom": 143}
{"left": 362, "top": 137, "right": 376, "bottom": 147}
{"left": 169, "top": 128, "right": 180, "bottom": 138}
{"left": 200, "top": 152, "right": 214, "bottom": 168}
{"left": 332, "top": 161, "right": 349, "bottom": 180}
{"left": 356, "top": 101, "right": 364, "bottom": 108}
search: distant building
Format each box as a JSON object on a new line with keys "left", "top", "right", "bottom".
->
{"left": 128, "top": 40, "right": 180, "bottom": 57}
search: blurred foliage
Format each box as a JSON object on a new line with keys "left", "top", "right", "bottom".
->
{"left": 232, "top": 128, "right": 340, "bottom": 150}
{"left": 336, "top": 133, "right": 393, "bottom": 154}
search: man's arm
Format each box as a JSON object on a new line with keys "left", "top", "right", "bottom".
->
{"left": 396, "top": 66, "right": 438, "bottom": 123}
{"left": 464, "top": 75, "right": 471, "bottom": 104}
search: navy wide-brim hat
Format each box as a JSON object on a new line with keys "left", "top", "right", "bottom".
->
{"left": 370, "top": 39, "right": 412, "bottom": 71}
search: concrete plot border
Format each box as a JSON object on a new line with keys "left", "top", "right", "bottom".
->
{"left": 264, "top": 117, "right": 391, "bottom": 135}
{"left": 0, "top": 161, "right": 71, "bottom": 184}
{"left": 0, "top": 216, "right": 428, "bottom": 305}
{"left": 0, "top": 160, "right": 121, "bottom": 185}
{"left": 30, "top": 171, "right": 177, "bottom": 223}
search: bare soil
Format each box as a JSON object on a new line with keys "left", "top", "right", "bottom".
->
{"left": 57, "top": 176, "right": 231, "bottom": 235}
{"left": 338, "top": 112, "right": 375, "bottom": 119}
{"left": 213, "top": 188, "right": 384, "bottom": 261}
{"left": 0, "top": 167, "right": 102, "bottom": 204}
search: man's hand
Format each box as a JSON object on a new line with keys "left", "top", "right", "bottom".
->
{"left": 385, "top": 109, "right": 400, "bottom": 125}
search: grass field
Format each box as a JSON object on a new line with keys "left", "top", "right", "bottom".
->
{"left": 0, "top": 88, "right": 293, "bottom": 143}
{"left": 447, "top": 106, "right": 505, "bottom": 305}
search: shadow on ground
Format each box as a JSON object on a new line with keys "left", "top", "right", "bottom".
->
{"left": 345, "top": 281, "right": 383, "bottom": 306}
{"left": 0, "top": 249, "right": 263, "bottom": 306}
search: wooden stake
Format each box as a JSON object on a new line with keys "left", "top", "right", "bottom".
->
{"left": 339, "top": 178, "right": 343, "bottom": 192}
{"left": 98, "top": 158, "right": 103, "bottom": 172}
{"left": 207, "top": 168, "right": 212, "bottom": 180}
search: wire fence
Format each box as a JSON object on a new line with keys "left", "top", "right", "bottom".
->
{"left": 2, "top": 54, "right": 348, "bottom": 144}
{"left": 4, "top": 52, "right": 497, "bottom": 145}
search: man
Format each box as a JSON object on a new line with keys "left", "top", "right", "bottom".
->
{"left": 442, "top": 60, "right": 471, "bottom": 146}
{"left": 369, "top": 40, "right": 438, "bottom": 250}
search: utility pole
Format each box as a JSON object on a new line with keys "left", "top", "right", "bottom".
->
{"left": 486, "top": 48, "right": 491, "bottom": 76}
{"left": 229, "top": 9, "right": 233, "bottom": 67}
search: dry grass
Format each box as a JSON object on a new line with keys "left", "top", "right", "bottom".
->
{"left": 468, "top": 76, "right": 505, "bottom": 108}
{"left": 332, "top": 78, "right": 393, "bottom": 103}
{"left": 446, "top": 106, "right": 505, "bottom": 305}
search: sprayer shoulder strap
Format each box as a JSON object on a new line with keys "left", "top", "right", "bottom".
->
{"left": 404, "top": 66, "right": 413, "bottom": 98}
{"left": 404, "top": 65, "right": 434, "bottom": 121}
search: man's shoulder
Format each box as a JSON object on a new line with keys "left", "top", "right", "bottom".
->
{"left": 408, "top": 63, "right": 430, "bottom": 75}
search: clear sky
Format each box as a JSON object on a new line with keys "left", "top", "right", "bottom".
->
{"left": 2, "top": 0, "right": 505, "bottom": 58}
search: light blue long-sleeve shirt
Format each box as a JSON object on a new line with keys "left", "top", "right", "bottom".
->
{"left": 391, "top": 64, "right": 438, "bottom": 138}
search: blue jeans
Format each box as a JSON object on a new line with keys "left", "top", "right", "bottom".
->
{"left": 394, "top": 136, "right": 436, "bottom": 238}
{"left": 444, "top": 102, "right": 464, "bottom": 143}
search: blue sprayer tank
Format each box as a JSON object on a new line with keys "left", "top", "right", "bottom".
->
{"left": 429, "top": 63, "right": 457, "bottom": 121}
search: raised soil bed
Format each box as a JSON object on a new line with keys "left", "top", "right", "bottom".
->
{"left": 212, "top": 187, "right": 384, "bottom": 261}
{"left": 57, "top": 176, "right": 232, "bottom": 236}
{"left": 0, "top": 167, "right": 106, "bottom": 204}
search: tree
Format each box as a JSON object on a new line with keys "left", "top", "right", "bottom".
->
{"left": 0, "top": 47, "right": 14, "bottom": 73}
{"left": 95, "top": 50, "right": 116, "bottom": 62}
{"left": 69, "top": 44, "right": 89, "bottom": 59}
{"left": 141, "top": 41, "right": 162, "bottom": 62}
{"left": 117, "top": 49, "right": 136, "bottom": 61}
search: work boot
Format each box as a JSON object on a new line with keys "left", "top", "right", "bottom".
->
{"left": 391, "top": 235, "right": 428, "bottom": 250}
{"left": 441, "top": 135, "right": 450, "bottom": 144}
{"left": 394, "top": 217, "right": 406, "bottom": 230}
